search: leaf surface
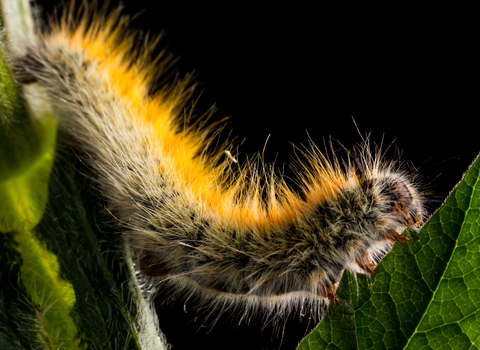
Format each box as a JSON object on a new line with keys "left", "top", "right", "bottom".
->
{"left": 299, "top": 155, "right": 480, "bottom": 350}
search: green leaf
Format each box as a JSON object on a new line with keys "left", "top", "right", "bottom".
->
{"left": 1, "top": 3, "right": 76, "bottom": 348}
{"left": 299, "top": 155, "right": 480, "bottom": 350}
{"left": 1, "top": 0, "right": 46, "bottom": 181}
{"left": 1, "top": 1, "right": 166, "bottom": 348}
{"left": 32, "top": 139, "right": 166, "bottom": 349}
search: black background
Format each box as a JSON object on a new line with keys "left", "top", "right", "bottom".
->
{"left": 32, "top": 1, "right": 478, "bottom": 349}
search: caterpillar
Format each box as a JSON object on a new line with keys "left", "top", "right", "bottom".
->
{"left": 12, "top": 3, "right": 425, "bottom": 348}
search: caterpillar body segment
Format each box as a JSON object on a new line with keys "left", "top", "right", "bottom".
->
{"left": 14, "top": 9, "right": 424, "bottom": 328}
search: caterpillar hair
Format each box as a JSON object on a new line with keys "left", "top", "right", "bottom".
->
{"left": 13, "top": 3, "right": 425, "bottom": 346}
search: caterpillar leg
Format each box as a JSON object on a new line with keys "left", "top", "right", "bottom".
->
{"left": 356, "top": 253, "right": 377, "bottom": 275}
{"left": 322, "top": 282, "right": 341, "bottom": 304}
{"left": 384, "top": 229, "right": 411, "bottom": 243}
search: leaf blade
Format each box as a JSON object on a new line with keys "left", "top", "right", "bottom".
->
{"left": 406, "top": 156, "right": 480, "bottom": 349}
{"left": 299, "top": 155, "right": 480, "bottom": 350}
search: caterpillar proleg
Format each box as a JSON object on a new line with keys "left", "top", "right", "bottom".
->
{"left": 12, "top": 3, "right": 426, "bottom": 348}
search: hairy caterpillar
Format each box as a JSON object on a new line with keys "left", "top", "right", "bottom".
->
{"left": 12, "top": 3, "right": 426, "bottom": 348}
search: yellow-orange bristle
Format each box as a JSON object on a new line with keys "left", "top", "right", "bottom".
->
{"left": 46, "top": 10, "right": 356, "bottom": 232}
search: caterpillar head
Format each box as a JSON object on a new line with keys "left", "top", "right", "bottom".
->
{"left": 378, "top": 176, "right": 423, "bottom": 230}
{"left": 349, "top": 174, "right": 424, "bottom": 282}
